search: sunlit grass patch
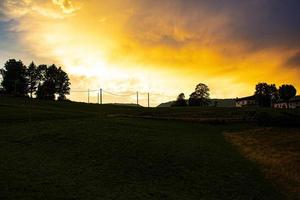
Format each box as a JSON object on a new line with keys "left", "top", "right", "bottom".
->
{"left": 225, "top": 128, "right": 300, "bottom": 199}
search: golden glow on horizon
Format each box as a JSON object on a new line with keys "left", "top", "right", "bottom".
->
{"left": 1, "top": 0, "right": 299, "bottom": 106}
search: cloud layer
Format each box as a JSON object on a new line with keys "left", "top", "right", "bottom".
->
{"left": 0, "top": 0, "right": 299, "bottom": 105}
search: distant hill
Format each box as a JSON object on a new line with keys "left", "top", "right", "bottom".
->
{"left": 157, "top": 101, "right": 174, "bottom": 107}
{"left": 107, "top": 103, "right": 143, "bottom": 107}
{"left": 158, "top": 99, "right": 236, "bottom": 107}
{"left": 210, "top": 99, "right": 236, "bottom": 107}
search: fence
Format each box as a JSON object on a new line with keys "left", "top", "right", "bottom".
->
{"left": 70, "top": 89, "right": 151, "bottom": 107}
{"left": 2, "top": 80, "right": 174, "bottom": 107}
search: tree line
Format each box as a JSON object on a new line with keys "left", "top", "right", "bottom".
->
{"left": 254, "top": 83, "right": 296, "bottom": 107}
{"left": 172, "top": 82, "right": 297, "bottom": 107}
{"left": 172, "top": 83, "right": 211, "bottom": 107}
{"left": 0, "top": 59, "right": 71, "bottom": 100}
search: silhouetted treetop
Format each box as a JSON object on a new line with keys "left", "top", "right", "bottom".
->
{"left": 27, "top": 62, "right": 40, "bottom": 98}
{"left": 254, "top": 83, "right": 278, "bottom": 107}
{"left": 1, "top": 59, "right": 28, "bottom": 96}
{"left": 279, "top": 84, "right": 297, "bottom": 108}
{"left": 0, "top": 59, "right": 71, "bottom": 100}
{"left": 172, "top": 93, "right": 187, "bottom": 107}
{"left": 189, "top": 83, "right": 210, "bottom": 106}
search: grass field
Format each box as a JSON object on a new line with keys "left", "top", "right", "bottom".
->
{"left": 0, "top": 97, "right": 298, "bottom": 199}
{"left": 225, "top": 128, "right": 300, "bottom": 200}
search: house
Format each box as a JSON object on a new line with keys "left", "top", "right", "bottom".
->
{"left": 235, "top": 96, "right": 256, "bottom": 107}
{"left": 273, "top": 96, "right": 300, "bottom": 109}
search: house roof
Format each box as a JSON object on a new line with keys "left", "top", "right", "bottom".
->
{"left": 236, "top": 95, "right": 255, "bottom": 101}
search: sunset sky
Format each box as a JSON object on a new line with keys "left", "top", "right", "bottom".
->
{"left": 1, "top": 0, "right": 300, "bottom": 106}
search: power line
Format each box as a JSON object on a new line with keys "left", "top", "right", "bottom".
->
{"left": 102, "top": 89, "right": 136, "bottom": 97}
{"left": 69, "top": 88, "right": 152, "bottom": 107}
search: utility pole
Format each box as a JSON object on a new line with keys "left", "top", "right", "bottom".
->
{"left": 148, "top": 92, "right": 150, "bottom": 108}
{"left": 88, "top": 89, "right": 90, "bottom": 103}
{"left": 100, "top": 88, "right": 103, "bottom": 104}
{"left": 136, "top": 91, "right": 139, "bottom": 106}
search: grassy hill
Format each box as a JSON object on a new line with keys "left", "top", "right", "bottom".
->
{"left": 211, "top": 98, "right": 236, "bottom": 107}
{"left": 157, "top": 101, "right": 174, "bottom": 107}
{"left": 0, "top": 97, "right": 298, "bottom": 199}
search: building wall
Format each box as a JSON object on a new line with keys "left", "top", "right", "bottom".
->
{"left": 274, "top": 101, "right": 300, "bottom": 109}
{"left": 236, "top": 100, "right": 256, "bottom": 107}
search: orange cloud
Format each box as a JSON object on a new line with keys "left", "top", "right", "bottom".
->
{"left": 1, "top": 0, "right": 299, "bottom": 106}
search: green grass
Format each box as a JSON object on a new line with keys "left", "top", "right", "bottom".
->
{"left": 0, "top": 97, "right": 286, "bottom": 199}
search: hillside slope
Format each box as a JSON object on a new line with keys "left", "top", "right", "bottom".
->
{"left": 0, "top": 97, "right": 287, "bottom": 199}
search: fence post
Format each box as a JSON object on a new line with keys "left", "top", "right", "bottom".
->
{"left": 148, "top": 92, "right": 150, "bottom": 108}
{"left": 100, "top": 89, "right": 103, "bottom": 104}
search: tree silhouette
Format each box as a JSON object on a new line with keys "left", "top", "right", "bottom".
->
{"left": 37, "top": 64, "right": 47, "bottom": 79}
{"left": 0, "top": 59, "right": 28, "bottom": 96}
{"left": 27, "top": 62, "right": 41, "bottom": 98}
{"left": 57, "top": 67, "right": 71, "bottom": 100}
{"left": 36, "top": 81, "right": 56, "bottom": 100}
{"left": 279, "top": 84, "right": 297, "bottom": 108}
{"left": 254, "top": 83, "right": 278, "bottom": 107}
{"left": 36, "top": 64, "right": 58, "bottom": 100}
{"left": 36, "top": 64, "right": 70, "bottom": 100}
{"left": 172, "top": 93, "right": 187, "bottom": 106}
{"left": 189, "top": 83, "right": 210, "bottom": 106}
{"left": 0, "top": 59, "right": 71, "bottom": 100}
